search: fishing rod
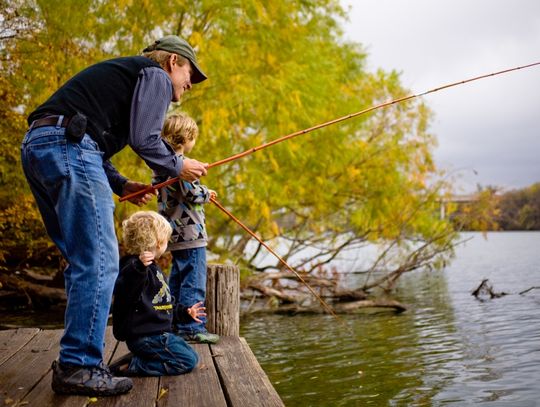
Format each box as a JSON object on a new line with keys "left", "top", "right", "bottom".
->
{"left": 119, "top": 61, "right": 540, "bottom": 202}
{"left": 210, "top": 196, "right": 347, "bottom": 325}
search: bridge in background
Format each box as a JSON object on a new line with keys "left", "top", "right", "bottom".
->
{"left": 439, "top": 194, "right": 478, "bottom": 219}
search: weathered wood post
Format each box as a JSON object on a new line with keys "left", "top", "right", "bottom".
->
{"left": 205, "top": 263, "right": 240, "bottom": 336}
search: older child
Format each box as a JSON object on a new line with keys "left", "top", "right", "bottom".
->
{"left": 111, "top": 211, "right": 203, "bottom": 376}
{"left": 154, "top": 113, "right": 219, "bottom": 344}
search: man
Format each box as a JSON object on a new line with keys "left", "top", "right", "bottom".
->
{"left": 21, "top": 35, "right": 208, "bottom": 396}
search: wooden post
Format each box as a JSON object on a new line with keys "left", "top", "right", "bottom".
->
{"left": 205, "top": 263, "right": 240, "bottom": 336}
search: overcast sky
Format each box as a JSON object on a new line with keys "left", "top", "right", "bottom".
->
{"left": 341, "top": 0, "right": 540, "bottom": 193}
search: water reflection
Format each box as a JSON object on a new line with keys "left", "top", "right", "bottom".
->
{"left": 242, "top": 274, "right": 460, "bottom": 406}
{"left": 241, "top": 232, "right": 540, "bottom": 406}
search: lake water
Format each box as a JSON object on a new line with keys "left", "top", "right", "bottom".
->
{"left": 240, "top": 232, "right": 540, "bottom": 406}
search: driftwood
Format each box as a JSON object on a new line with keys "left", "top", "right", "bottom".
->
{"left": 256, "top": 298, "right": 407, "bottom": 314}
{"left": 519, "top": 286, "right": 540, "bottom": 295}
{"left": 255, "top": 271, "right": 336, "bottom": 288}
{"left": 471, "top": 279, "right": 507, "bottom": 300}
{"left": 20, "top": 269, "right": 54, "bottom": 283}
{"left": 333, "top": 299, "right": 407, "bottom": 313}
{"left": 247, "top": 282, "right": 299, "bottom": 304}
{"left": 245, "top": 272, "right": 406, "bottom": 314}
{"left": 0, "top": 273, "right": 66, "bottom": 309}
{"left": 333, "top": 288, "right": 368, "bottom": 302}
{"left": 472, "top": 279, "right": 540, "bottom": 299}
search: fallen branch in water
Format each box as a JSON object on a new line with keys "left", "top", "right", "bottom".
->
{"left": 249, "top": 299, "right": 407, "bottom": 315}
{"left": 519, "top": 286, "right": 540, "bottom": 295}
{"left": 333, "top": 299, "right": 407, "bottom": 313}
{"left": 0, "top": 273, "right": 66, "bottom": 309}
{"left": 471, "top": 279, "right": 508, "bottom": 300}
{"left": 332, "top": 288, "right": 369, "bottom": 302}
{"left": 252, "top": 271, "right": 336, "bottom": 288}
{"left": 247, "top": 282, "right": 299, "bottom": 304}
{"left": 472, "top": 279, "right": 540, "bottom": 299}
{"left": 244, "top": 272, "right": 404, "bottom": 313}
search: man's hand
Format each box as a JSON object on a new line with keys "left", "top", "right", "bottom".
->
{"left": 179, "top": 158, "right": 208, "bottom": 182}
{"left": 187, "top": 301, "right": 206, "bottom": 323}
{"left": 122, "top": 180, "right": 155, "bottom": 206}
{"left": 209, "top": 189, "right": 217, "bottom": 200}
{"left": 139, "top": 251, "right": 155, "bottom": 266}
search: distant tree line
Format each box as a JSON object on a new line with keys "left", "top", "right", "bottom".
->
{"left": 452, "top": 183, "right": 540, "bottom": 231}
{"left": 496, "top": 183, "right": 540, "bottom": 230}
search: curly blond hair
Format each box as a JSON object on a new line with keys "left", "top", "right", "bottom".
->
{"left": 122, "top": 211, "right": 172, "bottom": 255}
{"left": 161, "top": 113, "right": 199, "bottom": 151}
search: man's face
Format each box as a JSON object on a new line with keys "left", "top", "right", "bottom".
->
{"left": 168, "top": 55, "right": 193, "bottom": 102}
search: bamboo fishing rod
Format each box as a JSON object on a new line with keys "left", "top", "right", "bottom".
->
{"left": 119, "top": 61, "right": 540, "bottom": 202}
{"left": 210, "top": 196, "right": 345, "bottom": 323}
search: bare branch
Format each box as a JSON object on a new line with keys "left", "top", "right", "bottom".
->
{"left": 519, "top": 286, "right": 540, "bottom": 295}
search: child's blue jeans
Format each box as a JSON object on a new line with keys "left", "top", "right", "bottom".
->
{"left": 169, "top": 247, "right": 208, "bottom": 335}
{"left": 126, "top": 332, "right": 198, "bottom": 376}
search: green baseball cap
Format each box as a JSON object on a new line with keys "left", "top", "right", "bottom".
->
{"left": 143, "top": 35, "right": 207, "bottom": 83}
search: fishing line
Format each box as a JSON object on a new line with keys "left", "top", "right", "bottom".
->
{"left": 210, "top": 196, "right": 349, "bottom": 326}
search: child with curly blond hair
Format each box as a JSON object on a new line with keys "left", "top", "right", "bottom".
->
{"left": 153, "top": 113, "right": 219, "bottom": 344}
{"left": 111, "top": 211, "right": 204, "bottom": 376}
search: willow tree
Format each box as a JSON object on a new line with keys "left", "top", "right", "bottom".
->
{"left": 0, "top": 0, "right": 114, "bottom": 265}
{"left": 1, "top": 0, "right": 456, "bottom": 297}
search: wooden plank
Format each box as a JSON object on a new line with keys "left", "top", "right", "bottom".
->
{"left": 0, "top": 327, "right": 40, "bottom": 366}
{"left": 94, "top": 340, "right": 159, "bottom": 407}
{"left": 103, "top": 328, "right": 121, "bottom": 365}
{"left": 211, "top": 337, "right": 284, "bottom": 407}
{"left": 95, "top": 376, "right": 159, "bottom": 407}
{"left": 0, "top": 330, "right": 284, "bottom": 407}
{"left": 0, "top": 329, "right": 63, "bottom": 406}
{"left": 157, "top": 343, "right": 227, "bottom": 407}
{"left": 21, "top": 327, "right": 125, "bottom": 407}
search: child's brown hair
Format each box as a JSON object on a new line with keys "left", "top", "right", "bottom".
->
{"left": 161, "top": 113, "right": 199, "bottom": 151}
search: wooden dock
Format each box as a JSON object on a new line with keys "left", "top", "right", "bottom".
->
{"left": 0, "top": 327, "right": 284, "bottom": 407}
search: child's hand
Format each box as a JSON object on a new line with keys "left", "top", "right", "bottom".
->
{"left": 139, "top": 251, "right": 155, "bottom": 266}
{"left": 187, "top": 301, "right": 206, "bottom": 323}
{"left": 209, "top": 189, "right": 217, "bottom": 199}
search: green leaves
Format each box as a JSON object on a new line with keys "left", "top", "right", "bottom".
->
{"left": 1, "top": 0, "right": 457, "bottom": 283}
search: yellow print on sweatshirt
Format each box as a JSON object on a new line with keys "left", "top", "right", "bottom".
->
{"left": 154, "top": 304, "right": 173, "bottom": 311}
{"left": 152, "top": 270, "right": 172, "bottom": 305}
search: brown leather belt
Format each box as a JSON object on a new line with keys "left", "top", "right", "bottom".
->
{"left": 30, "top": 115, "right": 70, "bottom": 129}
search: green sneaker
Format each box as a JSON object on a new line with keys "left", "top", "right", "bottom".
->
{"left": 183, "top": 332, "right": 220, "bottom": 344}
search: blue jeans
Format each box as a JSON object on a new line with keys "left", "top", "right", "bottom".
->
{"left": 126, "top": 332, "right": 198, "bottom": 376}
{"left": 21, "top": 125, "right": 118, "bottom": 367}
{"left": 169, "top": 248, "right": 207, "bottom": 335}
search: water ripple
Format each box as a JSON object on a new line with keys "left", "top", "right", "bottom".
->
{"left": 242, "top": 232, "right": 540, "bottom": 406}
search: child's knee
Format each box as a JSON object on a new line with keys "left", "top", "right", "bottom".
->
{"left": 168, "top": 348, "right": 198, "bottom": 375}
